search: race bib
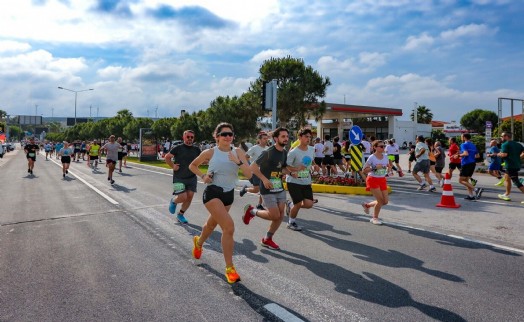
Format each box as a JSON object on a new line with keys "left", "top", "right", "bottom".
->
{"left": 173, "top": 182, "right": 186, "bottom": 195}
{"left": 297, "top": 169, "right": 310, "bottom": 179}
{"left": 269, "top": 172, "right": 283, "bottom": 192}
{"left": 374, "top": 168, "right": 387, "bottom": 176}
{"left": 28, "top": 153, "right": 35, "bottom": 157}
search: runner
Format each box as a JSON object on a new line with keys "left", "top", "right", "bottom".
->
{"left": 332, "top": 136, "right": 345, "bottom": 175}
{"left": 412, "top": 135, "right": 437, "bottom": 192}
{"left": 407, "top": 141, "right": 416, "bottom": 173}
{"left": 486, "top": 139, "right": 504, "bottom": 186}
{"left": 243, "top": 127, "right": 291, "bottom": 250}
{"left": 322, "top": 134, "right": 334, "bottom": 176}
{"left": 240, "top": 132, "right": 269, "bottom": 210}
{"left": 188, "top": 122, "right": 251, "bottom": 284}
{"left": 117, "top": 137, "right": 127, "bottom": 173}
{"left": 313, "top": 137, "right": 324, "bottom": 175}
{"left": 55, "top": 141, "right": 63, "bottom": 160}
{"left": 73, "top": 140, "right": 82, "bottom": 162}
{"left": 88, "top": 140, "right": 101, "bottom": 170}
{"left": 341, "top": 140, "right": 351, "bottom": 176}
{"left": 362, "top": 140, "right": 391, "bottom": 225}
{"left": 433, "top": 141, "right": 446, "bottom": 186}
{"left": 102, "top": 135, "right": 120, "bottom": 185}
{"left": 496, "top": 132, "right": 524, "bottom": 202}
{"left": 80, "top": 141, "right": 87, "bottom": 161}
{"left": 447, "top": 137, "right": 462, "bottom": 178}
{"left": 285, "top": 128, "right": 316, "bottom": 231}
{"left": 58, "top": 141, "right": 73, "bottom": 178}
{"left": 385, "top": 139, "right": 404, "bottom": 177}
{"left": 44, "top": 141, "right": 52, "bottom": 160}
{"left": 164, "top": 130, "right": 201, "bottom": 224}
{"left": 458, "top": 133, "right": 483, "bottom": 200}
{"left": 24, "top": 137, "right": 39, "bottom": 175}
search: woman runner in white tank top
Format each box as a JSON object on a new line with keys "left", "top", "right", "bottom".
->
{"left": 189, "top": 123, "right": 251, "bottom": 284}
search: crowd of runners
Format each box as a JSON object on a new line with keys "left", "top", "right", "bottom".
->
{"left": 19, "top": 125, "right": 524, "bottom": 285}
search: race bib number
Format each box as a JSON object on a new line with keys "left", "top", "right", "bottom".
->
{"left": 173, "top": 182, "right": 186, "bottom": 195}
{"left": 297, "top": 169, "right": 310, "bottom": 179}
{"left": 269, "top": 172, "right": 283, "bottom": 193}
{"left": 374, "top": 168, "right": 387, "bottom": 176}
{"left": 28, "top": 153, "right": 35, "bottom": 157}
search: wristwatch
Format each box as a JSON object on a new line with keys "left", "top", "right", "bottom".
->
{"left": 236, "top": 161, "right": 244, "bottom": 166}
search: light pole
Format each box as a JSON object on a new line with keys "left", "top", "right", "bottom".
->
{"left": 57, "top": 86, "right": 94, "bottom": 125}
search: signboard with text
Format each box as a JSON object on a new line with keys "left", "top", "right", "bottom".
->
{"left": 139, "top": 128, "right": 158, "bottom": 161}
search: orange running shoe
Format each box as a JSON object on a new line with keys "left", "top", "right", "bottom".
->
{"left": 192, "top": 235, "right": 202, "bottom": 259}
{"left": 225, "top": 265, "right": 241, "bottom": 284}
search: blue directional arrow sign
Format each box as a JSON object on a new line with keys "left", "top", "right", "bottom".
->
{"left": 349, "top": 125, "right": 363, "bottom": 145}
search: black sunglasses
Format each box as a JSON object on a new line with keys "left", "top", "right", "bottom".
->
{"left": 218, "top": 132, "right": 234, "bottom": 137}
{"left": 376, "top": 145, "right": 385, "bottom": 148}
{"left": 186, "top": 136, "right": 194, "bottom": 139}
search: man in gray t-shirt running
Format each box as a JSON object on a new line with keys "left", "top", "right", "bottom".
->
{"left": 102, "top": 135, "right": 120, "bottom": 185}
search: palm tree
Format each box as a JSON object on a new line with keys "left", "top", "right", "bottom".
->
{"left": 410, "top": 105, "right": 433, "bottom": 124}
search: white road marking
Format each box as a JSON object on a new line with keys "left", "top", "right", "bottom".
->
{"left": 48, "top": 157, "right": 119, "bottom": 205}
{"left": 263, "top": 303, "right": 304, "bottom": 322}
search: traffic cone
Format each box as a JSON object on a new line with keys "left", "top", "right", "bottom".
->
{"left": 436, "top": 173, "right": 461, "bottom": 208}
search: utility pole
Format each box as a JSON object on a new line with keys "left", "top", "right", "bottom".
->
{"left": 155, "top": 106, "right": 158, "bottom": 119}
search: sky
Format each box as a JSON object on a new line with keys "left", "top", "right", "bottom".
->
{"left": 0, "top": 0, "right": 523, "bottom": 123}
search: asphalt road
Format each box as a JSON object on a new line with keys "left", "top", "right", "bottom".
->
{"left": 1, "top": 148, "right": 523, "bottom": 321}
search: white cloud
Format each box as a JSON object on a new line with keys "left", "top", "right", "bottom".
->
{"left": 0, "top": 40, "right": 31, "bottom": 54}
{"left": 317, "top": 52, "right": 387, "bottom": 76}
{"left": 440, "top": 23, "right": 496, "bottom": 40}
{"left": 250, "top": 49, "right": 293, "bottom": 63}
{"left": 403, "top": 33, "right": 435, "bottom": 51}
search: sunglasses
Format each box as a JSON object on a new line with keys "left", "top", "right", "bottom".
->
{"left": 376, "top": 145, "right": 385, "bottom": 148}
{"left": 218, "top": 132, "right": 234, "bottom": 137}
{"left": 186, "top": 136, "right": 194, "bottom": 139}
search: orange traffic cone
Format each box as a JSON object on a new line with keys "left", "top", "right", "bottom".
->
{"left": 436, "top": 173, "right": 461, "bottom": 208}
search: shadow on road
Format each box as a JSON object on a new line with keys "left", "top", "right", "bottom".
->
{"left": 263, "top": 249, "right": 466, "bottom": 322}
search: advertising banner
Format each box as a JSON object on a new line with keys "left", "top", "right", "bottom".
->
{"left": 139, "top": 128, "right": 157, "bottom": 161}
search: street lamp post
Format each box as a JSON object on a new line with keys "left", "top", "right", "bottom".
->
{"left": 57, "top": 86, "right": 94, "bottom": 125}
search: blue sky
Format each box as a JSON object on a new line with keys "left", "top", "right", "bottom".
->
{"left": 0, "top": 0, "right": 523, "bottom": 123}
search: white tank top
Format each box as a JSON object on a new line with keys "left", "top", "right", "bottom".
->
{"left": 207, "top": 147, "right": 239, "bottom": 192}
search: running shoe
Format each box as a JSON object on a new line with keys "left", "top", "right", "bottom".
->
{"left": 498, "top": 194, "right": 511, "bottom": 201}
{"left": 495, "top": 179, "right": 505, "bottom": 186}
{"left": 177, "top": 214, "right": 188, "bottom": 224}
{"left": 285, "top": 200, "right": 292, "bottom": 217}
{"left": 398, "top": 171, "right": 404, "bottom": 177}
{"left": 370, "top": 218, "right": 383, "bottom": 225}
{"left": 225, "top": 266, "right": 241, "bottom": 284}
{"left": 27, "top": 168, "right": 30, "bottom": 173}
{"left": 110, "top": 179, "right": 115, "bottom": 185}
{"left": 471, "top": 178, "right": 477, "bottom": 187}
{"left": 242, "top": 205, "right": 255, "bottom": 225}
{"left": 475, "top": 188, "right": 484, "bottom": 200}
{"left": 256, "top": 204, "right": 265, "bottom": 210}
{"left": 429, "top": 187, "right": 437, "bottom": 193}
{"left": 464, "top": 196, "right": 476, "bottom": 201}
{"left": 66, "top": 170, "right": 68, "bottom": 174}
{"left": 407, "top": 170, "right": 411, "bottom": 173}
{"left": 417, "top": 183, "right": 427, "bottom": 191}
{"left": 287, "top": 222, "right": 302, "bottom": 231}
{"left": 313, "top": 199, "right": 319, "bottom": 204}
{"left": 169, "top": 199, "right": 177, "bottom": 214}
{"left": 63, "top": 173, "right": 65, "bottom": 178}
{"left": 261, "top": 237, "right": 280, "bottom": 250}
{"left": 361, "top": 202, "right": 370, "bottom": 215}
{"left": 119, "top": 169, "right": 122, "bottom": 173}
{"left": 239, "top": 185, "right": 247, "bottom": 197}
{"left": 192, "top": 235, "right": 202, "bottom": 259}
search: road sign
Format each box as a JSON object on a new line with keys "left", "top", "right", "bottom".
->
{"left": 349, "top": 145, "right": 363, "bottom": 171}
{"left": 349, "top": 125, "right": 363, "bottom": 145}
{"left": 486, "top": 121, "right": 492, "bottom": 129}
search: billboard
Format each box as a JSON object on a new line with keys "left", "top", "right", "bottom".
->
{"left": 66, "top": 118, "right": 89, "bottom": 126}
{"left": 18, "top": 115, "right": 42, "bottom": 125}
{"left": 139, "top": 128, "right": 157, "bottom": 161}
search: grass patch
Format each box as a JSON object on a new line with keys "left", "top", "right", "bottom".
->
{"left": 125, "top": 156, "right": 247, "bottom": 179}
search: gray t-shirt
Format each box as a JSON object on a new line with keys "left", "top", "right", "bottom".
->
{"left": 286, "top": 146, "right": 315, "bottom": 185}
{"left": 415, "top": 142, "right": 429, "bottom": 161}
{"left": 435, "top": 146, "right": 445, "bottom": 168}
{"left": 103, "top": 142, "right": 120, "bottom": 161}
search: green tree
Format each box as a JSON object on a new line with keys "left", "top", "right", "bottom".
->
{"left": 48, "top": 122, "right": 63, "bottom": 133}
{"left": 460, "top": 109, "right": 498, "bottom": 135}
{"left": 0, "top": 109, "right": 7, "bottom": 119}
{"left": 152, "top": 117, "right": 177, "bottom": 141}
{"left": 252, "top": 56, "right": 331, "bottom": 127}
{"left": 171, "top": 113, "right": 202, "bottom": 141}
{"left": 45, "top": 132, "right": 65, "bottom": 142}
{"left": 494, "top": 119, "right": 522, "bottom": 142}
{"left": 199, "top": 95, "right": 260, "bottom": 141}
{"left": 410, "top": 105, "right": 433, "bottom": 124}
{"left": 124, "top": 117, "right": 154, "bottom": 141}
{"left": 8, "top": 125, "right": 21, "bottom": 140}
